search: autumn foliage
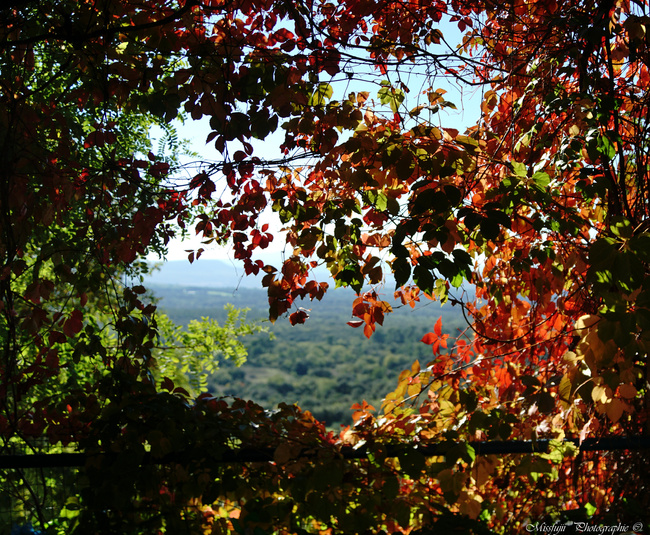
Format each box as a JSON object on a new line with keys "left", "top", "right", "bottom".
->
{"left": 2, "top": 0, "right": 650, "bottom": 533}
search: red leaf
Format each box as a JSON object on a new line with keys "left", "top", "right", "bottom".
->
{"left": 161, "top": 377, "right": 174, "bottom": 392}
{"left": 290, "top": 309, "right": 309, "bottom": 325}
{"left": 190, "top": 172, "right": 206, "bottom": 189}
{"left": 84, "top": 130, "right": 104, "bottom": 148}
{"left": 48, "top": 331, "right": 67, "bottom": 345}
{"left": 347, "top": 319, "right": 364, "bottom": 328}
{"left": 63, "top": 310, "right": 83, "bottom": 338}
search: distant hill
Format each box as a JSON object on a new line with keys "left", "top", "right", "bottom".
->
{"left": 145, "top": 258, "right": 337, "bottom": 289}
{"left": 145, "top": 259, "right": 475, "bottom": 298}
{"left": 145, "top": 259, "right": 265, "bottom": 288}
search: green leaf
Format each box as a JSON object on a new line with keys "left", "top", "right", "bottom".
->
{"left": 393, "top": 257, "right": 412, "bottom": 288}
{"left": 463, "top": 211, "right": 483, "bottom": 231}
{"left": 387, "top": 196, "right": 401, "bottom": 215}
{"left": 598, "top": 134, "right": 617, "bottom": 159}
{"left": 411, "top": 188, "right": 449, "bottom": 215}
{"left": 610, "top": 217, "right": 633, "bottom": 239}
{"left": 394, "top": 500, "right": 411, "bottom": 529}
{"left": 455, "top": 135, "right": 479, "bottom": 153}
{"left": 636, "top": 308, "right": 650, "bottom": 330}
{"left": 450, "top": 272, "right": 464, "bottom": 288}
{"left": 485, "top": 209, "right": 511, "bottom": 230}
{"left": 382, "top": 473, "right": 400, "bottom": 500}
{"left": 537, "top": 391, "right": 555, "bottom": 413}
{"left": 433, "top": 278, "right": 449, "bottom": 303}
{"left": 589, "top": 237, "right": 617, "bottom": 266}
{"left": 613, "top": 252, "right": 645, "bottom": 293}
{"left": 378, "top": 85, "right": 405, "bottom": 113}
{"left": 480, "top": 219, "right": 501, "bottom": 240}
{"left": 414, "top": 264, "right": 434, "bottom": 293}
{"left": 399, "top": 450, "right": 426, "bottom": 478}
{"left": 396, "top": 152, "right": 414, "bottom": 181}
{"left": 444, "top": 442, "right": 475, "bottom": 466}
{"left": 511, "top": 161, "right": 527, "bottom": 177}
{"left": 629, "top": 234, "right": 650, "bottom": 262}
{"left": 309, "top": 83, "right": 334, "bottom": 106}
{"left": 558, "top": 374, "right": 572, "bottom": 403}
{"left": 498, "top": 422, "right": 512, "bottom": 439}
{"left": 335, "top": 265, "right": 364, "bottom": 291}
{"left": 60, "top": 497, "right": 81, "bottom": 519}
{"left": 444, "top": 185, "right": 462, "bottom": 205}
{"left": 367, "top": 190, "right": 388, "bottom": 211}
{"left": 532, "top": 171, "right": 550, "bottom": 189}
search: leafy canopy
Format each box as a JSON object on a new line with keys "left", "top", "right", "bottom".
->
{"left": 2, "top": 0, "right": 650, "bottom": 533}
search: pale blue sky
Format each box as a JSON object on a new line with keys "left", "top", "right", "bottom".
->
{"left": 156, "top": 17, "right": 484, "bottom": 267}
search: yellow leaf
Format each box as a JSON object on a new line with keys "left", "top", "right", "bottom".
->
{"left": 398, "top": 369, "right": 411, "bottom": 383}
{"left": 438, "top": 399, "right": 456, "bottom": 418}
{"left": 394, "top": 381, "right": 407, "bottom": 399}
{"left": 480, "top": 90, "right": 498, "bottom": 114}
{"left": 357, "top": 91, "right": 369, "bottom": 104}
{"left": 591, "top": 384, "right": 610, "bottom": 403}
{"left": 563, "top": 351, "right": 579, "bottom": 362}
{"left": 558, "top": 374, "right": 572, "bottom": 403}
{"left": 576, "top": 314, "right": 599, "bottom": 332}
{"left": 407, "top": 383, "right": 421, "bottom": 398}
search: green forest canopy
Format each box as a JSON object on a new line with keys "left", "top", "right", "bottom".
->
{"left": 151, "top": 280, "right": 469, "bottom": 428}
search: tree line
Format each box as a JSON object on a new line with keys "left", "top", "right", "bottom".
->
{"left": 152, "top": 283, "right": 468, "bottom": 427}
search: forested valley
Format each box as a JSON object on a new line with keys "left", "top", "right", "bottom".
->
{"left": 150, "top": 281, "right": 469, "bottom": 428}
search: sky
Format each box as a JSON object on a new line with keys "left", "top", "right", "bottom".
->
{"left": 153, "top": 16, "right": 483, "bottom": 269}
{"left": 151, "top": 117, "right": 294, "bottom": 263}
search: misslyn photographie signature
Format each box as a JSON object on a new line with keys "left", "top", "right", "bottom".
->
{"left": 526, "top": 521, "right": 644, "bottom": 534}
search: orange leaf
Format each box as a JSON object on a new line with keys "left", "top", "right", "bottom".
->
{"left": 434, "top": 316, "right": 443, "bottom": 336}
{"left": 421, "top": 332, "right": 438, "bottom": 345}
{"left": 363, "top": 323, "right": 374, "bottom": 338}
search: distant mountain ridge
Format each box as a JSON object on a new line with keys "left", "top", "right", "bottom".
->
{"left": 144, "top": 259, "right": 476, "bottom": 302}
{"left": 145, "top": 259, "right": 333, "bottom": 289}
{"left": 145, "top": 259, "right": 265, "bottom": 288}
